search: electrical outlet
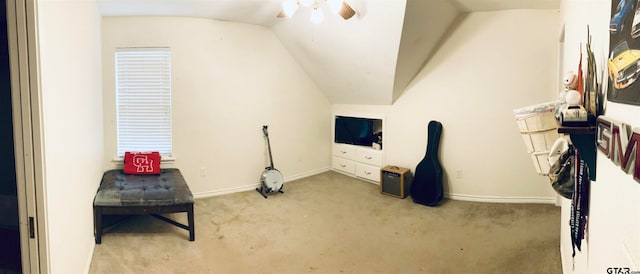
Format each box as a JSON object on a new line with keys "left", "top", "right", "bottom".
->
{"left": 200, "top": 167, "right": 207, "bottom": 177}
{"left": 456, "top": 170, "right": 463, "bottom": 179}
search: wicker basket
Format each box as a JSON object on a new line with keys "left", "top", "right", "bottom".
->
{"left": 513, "top": 102, "right": 560, "bottom": 175}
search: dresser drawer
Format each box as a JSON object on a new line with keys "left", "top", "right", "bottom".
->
{"left": 332, "top": 156, "right": 355, "bottom": 174}
{"left": 356, "top": 163, "right": 380, "bottom": 182}
{"left": 333, "top": 144, "right": 356, "bottom": 160}
{"left": 356, "top": 147, "right": 383, "bottom": 166}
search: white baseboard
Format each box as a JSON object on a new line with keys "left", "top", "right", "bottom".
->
{"left": 193, "top": 184, "right": 259, "bottom": 199}
{"left": 193, "top": 167, "right": 331, "bottom": 199}
{"left": 193, "top": 168, "right": 555, "bottom": 205}
{"left": 445, "top": 193, "right": 556, "bottom": 204}
{"left": 284, "top": 167, "right": 331, "bottom": 182}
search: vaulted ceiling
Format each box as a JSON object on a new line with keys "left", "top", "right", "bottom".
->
{"left": 97, "top": 0, "right": 560, "bottom": 105}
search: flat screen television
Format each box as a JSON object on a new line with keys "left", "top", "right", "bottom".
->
{"left": 334, "top": 116, "right": 380, "bottom": 146}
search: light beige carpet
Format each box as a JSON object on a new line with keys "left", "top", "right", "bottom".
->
{"left": 89, "top": 171, "right": 561, "bottom": 273}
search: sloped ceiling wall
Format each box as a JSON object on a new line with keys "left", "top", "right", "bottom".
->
{"left": 393, "top": 0, "right": 460, "bottom": 102}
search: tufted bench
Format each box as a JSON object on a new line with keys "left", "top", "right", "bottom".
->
{"left": 93, "top": 168, "right": 194, "bottom": 244}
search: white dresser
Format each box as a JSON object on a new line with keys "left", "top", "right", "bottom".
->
{"left": 332, "top": 143, "right": 383, "bottom": 183}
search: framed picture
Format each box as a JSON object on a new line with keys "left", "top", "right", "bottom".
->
{"left": 608, "top": 0, "right": 640, "bottom": 105}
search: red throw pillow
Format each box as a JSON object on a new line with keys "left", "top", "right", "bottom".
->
{"left": 123, "top": 151, "right": 161, "bottom": 175}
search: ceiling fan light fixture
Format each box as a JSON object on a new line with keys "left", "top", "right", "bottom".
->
{"left": 278, "top": 0, "right": 355, "bottom": 22}
{"left": 310, "top": 5, "right": 324, "bottom": 24}
{"left": 338, "top": 2, "right": 356, "bottom": 20}
{"left": 281, "top": 0, "right": 298, "bottom": 18}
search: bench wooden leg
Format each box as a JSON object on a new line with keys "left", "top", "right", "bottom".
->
{"left": 94, "top": 207, "right": 102, "bottom": 244}
{"left": 188, "top": 204, "right": 195, "bottom": 241}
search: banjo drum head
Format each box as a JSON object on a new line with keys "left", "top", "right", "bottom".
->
{"left": 262, "top": 169, "right": 283, "bottom": 192}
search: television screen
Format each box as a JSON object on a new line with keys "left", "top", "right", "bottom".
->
{"left": 334, "top": 116, "right": 376, "bottom": 146}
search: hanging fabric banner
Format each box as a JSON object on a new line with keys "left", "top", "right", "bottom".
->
{"left": 570, "top": 149, "right": 590, "bottom": 257}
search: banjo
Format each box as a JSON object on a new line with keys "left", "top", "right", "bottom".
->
{"left": 257, "top": 125, "right": 284, "bottom": 198}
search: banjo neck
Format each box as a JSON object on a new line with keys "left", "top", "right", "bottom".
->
{"left": 263, "top": 125, "right": 275, "bottom": 169}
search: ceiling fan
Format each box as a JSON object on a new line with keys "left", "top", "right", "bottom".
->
{"left": 277, "top": 0, "right": 356, "bottom": 23}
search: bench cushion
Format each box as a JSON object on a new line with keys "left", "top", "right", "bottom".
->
{"left": 94, "top": 168, "right": 194, "bottom": 207}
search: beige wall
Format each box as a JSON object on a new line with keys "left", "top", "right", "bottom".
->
{"left": 101, "top": 17, "right": 332, "bottom": 197}
{"left": 37, "top": 0, "right": 104, "bottom": 272}
{"left": 335, "top": 9, "right": 560, "bottom": 203}
{"left": 560, "top": 0, "right": 640, "bottom": 272}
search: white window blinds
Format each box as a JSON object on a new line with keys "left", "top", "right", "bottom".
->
{"left": 115, "top": 48, "right": 172, "bottom": 157}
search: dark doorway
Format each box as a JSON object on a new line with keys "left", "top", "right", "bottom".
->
{"left": 0, "top": 0, "right": 22, "bottom": 272}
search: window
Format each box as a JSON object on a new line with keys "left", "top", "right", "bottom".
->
{"left": 115, "top": 48, "right": 172, "bottom": 157}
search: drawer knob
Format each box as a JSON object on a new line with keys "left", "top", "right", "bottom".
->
{"left": 341, "top": 151, "right": 347, "bottom": 154}
{"left": 365, "top": 156, "right": 372, "bottom": 159}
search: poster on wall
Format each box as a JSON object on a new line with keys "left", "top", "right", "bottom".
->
{"left": 608, "top": 0, "right": 640, "bottom": 105}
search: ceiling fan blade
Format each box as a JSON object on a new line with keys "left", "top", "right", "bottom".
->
{"left": 339, "top": 2, "right": 356, "bottom": 20}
